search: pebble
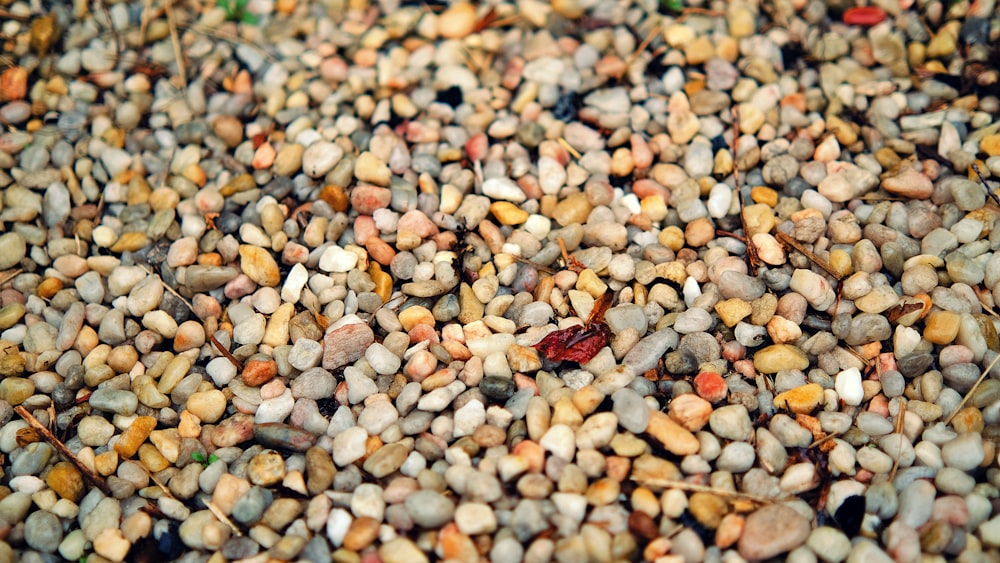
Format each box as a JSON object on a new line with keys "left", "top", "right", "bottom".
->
{"left": 0, "top": 0, "right": 994, "bottom": 560}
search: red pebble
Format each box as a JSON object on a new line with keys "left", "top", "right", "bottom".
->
{"left": 843, "top": 6, "right": 887, "bottom": 26}
{"left": 693, "top": 372, "right": 728, "bottom": 403}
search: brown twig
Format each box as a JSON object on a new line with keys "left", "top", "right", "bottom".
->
{"left": 623, "top": 23, "right": 663, "bottom": 73}
{"left": 209, "top": 333, "right": 244, "bottom": 371}
{"left": 775, "top": 231, "right": 844, "bottom": 281}
{"left": 557, "top": 237, "right": 586, "bottom": 273}
{"left": 512, "top": 255, "right": 556, "bottom": 275}
{"left": 14, "top": 406, "right": 112, "bottom": 496}
{"left": 640, "top": 478, "right": 786, "bottom": 505}
{"left": 944, "top": 351, "right": 1000, "bottom": 426}
{"left": 973, "top": 163, "right": 1000, "bottom": 207}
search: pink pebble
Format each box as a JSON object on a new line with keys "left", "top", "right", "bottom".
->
{"left": 350, "top": 185, "right": 392, "bottom": 214}
{"left": 224, "top": 274, "right": 257, "bottom": 300}
{"left": 397, "top": 210, "right": 439, "bottom": 238}
{"left": 693, "top": 372, "right": 728, "bottom": 403}
{"left": 354, "top": 215, "right": 378, "bottom": 245}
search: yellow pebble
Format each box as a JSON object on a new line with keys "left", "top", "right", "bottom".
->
{"left": 369, "top": 263, "right": 392, "bottom": 303}
{"left": 828, "top": 249, "right": 853, "bottom": 278}
{"left": 924, "top": 311, "right": 960, "bottom": 345}
{"left": 640, "top": 196, "right": 668, "bottom": 222}
{"left": 658, "top": 226, "right": 685, "bottom": 251}
{"left": 980, "top": 136, "right": 1000, "bottom": 158}
{"left": 490, "top": 201, "right": 530, "bottom": 225}
{"left": 750, "top": 186, "right": 778, "bottom": 207}
{"left": 575, "top": 269, "right": 608, "bottom": 298}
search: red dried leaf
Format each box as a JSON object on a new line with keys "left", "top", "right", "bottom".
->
{"left": 843, "top": 6, "right": 886, "bottom": 26}
{"left": 533, "top": 322, "right": 610, "bottom": 364}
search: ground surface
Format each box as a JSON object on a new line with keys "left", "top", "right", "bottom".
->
{"left": 2, "top": 0, "right": 1000, "bottom": 561}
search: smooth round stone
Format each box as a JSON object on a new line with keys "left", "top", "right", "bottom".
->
{"left": 25, "top": 510, "right": 63, "bottom": 552}
{"left": 403, "top": 490, "right": 455, "bottom": 528}
{"left": 0, "top": 233, "right": 26, "bottom": 270}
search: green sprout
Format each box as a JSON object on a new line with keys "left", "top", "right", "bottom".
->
{"left": 216, "top": 0, "right": 258, "bottom": 24}
{"left": 191, "top": 451, "right": 220, "bottom": 467}
{"left": 660, "top": 0, "right": 683, "bottom": 13}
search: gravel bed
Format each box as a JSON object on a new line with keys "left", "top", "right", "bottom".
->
{"left": 1, "top": 0, "right": 1000, "bottom": 561}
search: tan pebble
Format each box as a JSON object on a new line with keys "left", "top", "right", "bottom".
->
{"left": 137, "top": 443, "right": 171, "bottom": 472}
{"left": 646, "top": 411, "right": 700, "bottom": 455}
{"left": 266, "top": 143, "right": 303, "bottom": 178}
{"left": 212, "top": 115, "right": 244, "bottom": 148}
{"left": 95, "top": 450, "right": 119, "bottom": 476}
{"left": 354, "top": 151, "right": 391, "bottom": 186}
{"left": 399, "top": 306, "right": 435, "bottom": 331}
{"left": 658, "top": 226, "right": 685, "bottom": 251}
{"left": 766, "top": 316, "right": 801, "bottom": 344}
{"left": 576, "top": 268, "right": 608, "bottom": 298}
{"left": 715, "top": 299, "right": 752, "bottom": 327}
{"left": 437, "top": 2, "right": 477, "bottom": 38}
{"left": 668, "top": 393, "right": 713, "bottom": 431}
{"left": 572, "top": 386, "right": 605, "bottom": 416}
{"left": 36, "top": 277, "right": 63, "bottom": 299}
{"left": 553, "top": 192, "right": 593, "bottom": 226}
{"left": 344, "top": 516, "right": 381, "bottom": 551}
{"left": 239, "top": 245, "right": 280, "bottom": 287}
{"left": 586, "top": 478, "right": 620, "bottom": 506}
{"left": 685, "top": 218, "right": 715, "bottom": 246}
{"left": 924, "top": 311, "right": 960, "bottom": 344}
{"left": 752, "top": 344, "right": 808, "bottom": 373}
{"left": 149, "top": 430, "right": 180, "bottom": 464}
{"left": 248, "top": 451, "right": 286, "bottom": 486}
{"left": 951, "top": 407, "right": 984, "bottom": 433}
{"left": 716, "top": 513, "right": 745, "bottom": 549}
{"left": 93, "top": 528, "right": 131, "bottom": 563}
{"left": 186, "top": 390, "right": 226, "bottom": 423}
{"left": 110, "top": 232, "right": 150, "bottom": 253}
{"left": 173, "top": 320, "right": 206, "bottom": 352}
{"left": 212, "top": 473, "right": 250, "bottom": 515}
{"left": 689, "top": 492, "right": 728, "bottom": 528}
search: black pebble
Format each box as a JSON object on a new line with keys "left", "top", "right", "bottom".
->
{"left": 436, "top": 85, "right": 464, "bottom": 108}
{"left": 833, "top": 495, "right": 865, "bottom": 537}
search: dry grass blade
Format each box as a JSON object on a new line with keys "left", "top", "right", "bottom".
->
{"left": 164, "top": 0, "right": 188, "bottom": 95}
{"left": 0, "top": 268, "right": 23, "bottom": 287}
{"left": 140, "top": 266, "right": 195, "bottom": 314}
{"left": 731, "top": 107, "right": 761, "bottom": 274}
{"left": 204, "top": 499, "right": 243, "bottom": 536}
{"left": 889, "top": 400, "right": 906, "bottom": 482}
{"left": 640, "top": 478, "right": 786, "bottom": 505}
{"left": 14, "top": 406, "right": 112, "bottom": 496}
{"left": 944, "top": 351, "right": 1000, "bottom": 426}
